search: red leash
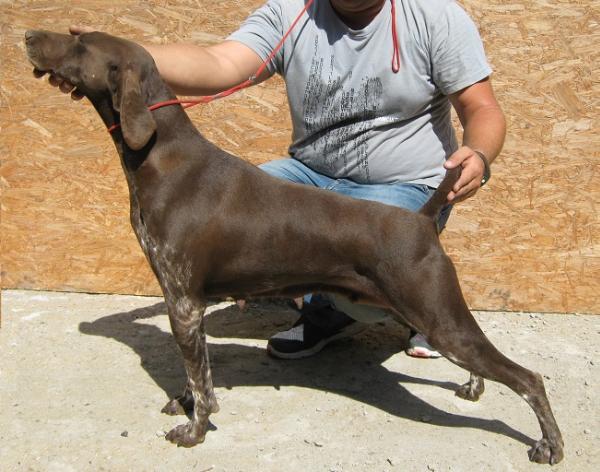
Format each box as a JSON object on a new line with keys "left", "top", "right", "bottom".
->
{"left": 109, "top": 0, "right": 400, "bottom": 134}
{"left": 390, "top": 0, "right": 400, "bottom": 73}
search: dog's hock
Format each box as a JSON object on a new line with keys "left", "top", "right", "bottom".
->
{"left": 114, "top": 68, "right": 156, "bottom": 150}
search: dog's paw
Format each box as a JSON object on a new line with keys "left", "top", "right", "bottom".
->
{"left": 165, "top": 422, "right": 205, "bottom": 448}
{"left": 528, "top": 438, "right": 564, "bottom": 465}
{"left": 455, "top": 381, "right": 484, "bottom": 402}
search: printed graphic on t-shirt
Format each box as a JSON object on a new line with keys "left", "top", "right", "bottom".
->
{"left": 301, "top": 37, "right": 383, "bottom": 183}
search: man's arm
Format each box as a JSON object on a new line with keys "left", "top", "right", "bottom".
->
{"left": 45, "top": 25, "right": 271, "bottom": 98}
{"left": 144, "top": 40, "right": 270, "bottom": 96}
{"left": 445, "top": 77, "right": 506, "bottom": 203}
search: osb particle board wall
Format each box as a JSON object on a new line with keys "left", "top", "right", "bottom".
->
{"left": 1, "top": 1, "right": 598, "bottom": 314}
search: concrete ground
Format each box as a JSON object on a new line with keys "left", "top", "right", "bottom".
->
{"left": 0, "top": 289, "right": 598, "bottom": 471}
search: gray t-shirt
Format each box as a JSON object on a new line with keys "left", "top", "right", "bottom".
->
{"left": 228, "top": 0, "right": 491, "bottom": 187}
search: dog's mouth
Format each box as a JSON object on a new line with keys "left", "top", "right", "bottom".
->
{"left": 31, "top": 64, "right": 57, "bottom": 78}
{"left": 26, "top": 48, "right": 44, "bottom": 69}
{"left": 30, "top": 62, "right": 73, "bottom": 83}
{"left": 26, "top": 47, "right": 56, "bottom": 77}
{"left": 28, "top": 52, "right": 83, "bottom": 96}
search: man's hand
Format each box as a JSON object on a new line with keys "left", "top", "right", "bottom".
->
{"left": 32, "top": 25, "right": 94, "bottom": 100}
{"left": 446, "top": 78, "right": 506, "bottom": 204}
{"left": 444, "top": 146, "right": 486, "bottom": 204}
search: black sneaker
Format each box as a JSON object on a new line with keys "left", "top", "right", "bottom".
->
{"left": 267, "top": 302, "right": 365, "bottom": 359}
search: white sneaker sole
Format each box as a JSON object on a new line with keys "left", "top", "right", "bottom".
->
{"left": 405, "top": 346, "right": 442, "bottom": 359}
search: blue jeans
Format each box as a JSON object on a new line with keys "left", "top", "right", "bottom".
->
{"left": 259, "top": 158, "right": 452, "bottom": 323}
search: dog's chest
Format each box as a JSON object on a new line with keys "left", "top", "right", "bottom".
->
{"left": 131, "top": 207, "right": 192, "bottom": 296}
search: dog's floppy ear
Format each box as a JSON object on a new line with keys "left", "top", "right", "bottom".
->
{"left": 113, "top": 68, "right": 156, "bottom": 150}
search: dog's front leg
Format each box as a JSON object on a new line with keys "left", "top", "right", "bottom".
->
{"left": 164, "top": 296, "right": 219, "bottom": 447}
{"left": 161, "top": 382, "right": 195, "bottom": 416}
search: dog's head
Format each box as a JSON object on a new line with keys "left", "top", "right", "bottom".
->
{"left": 25, "top": 30, "right": 157, "bottom": 150}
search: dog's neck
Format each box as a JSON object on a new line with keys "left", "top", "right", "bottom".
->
{"left": 89, "top": 71, "right": 195, "bottom": 173}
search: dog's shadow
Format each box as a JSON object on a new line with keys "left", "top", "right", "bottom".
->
{"left": 79, "top": 301, "right": 534, "bottom": 447}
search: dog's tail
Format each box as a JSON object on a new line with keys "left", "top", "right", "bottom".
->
{"left": 419, "top": 166, "right": 461, "bottom": 220}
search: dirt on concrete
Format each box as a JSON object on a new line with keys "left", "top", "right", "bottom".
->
{"left": 0, "top": 289, "right": 598, "bottom": 471}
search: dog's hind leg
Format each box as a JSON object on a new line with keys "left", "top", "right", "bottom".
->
{"left": 163, "top": 295, "right": 219, "bottom": 447}
{"left": 455, "top": 372, "right": 485, "bottom": 402}
{"left": 380, "top": 253, "right": 564, "bottom": 464}
{"left": 428, "top": 313, "right": 563, "bottom": 464}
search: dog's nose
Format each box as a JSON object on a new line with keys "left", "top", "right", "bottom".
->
{"left": 25, "top": 30, "right": 36, "bottom": 41}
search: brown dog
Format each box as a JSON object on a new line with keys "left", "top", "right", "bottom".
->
{"left": 25, "top": 30, "right": 563, "bottom": 464}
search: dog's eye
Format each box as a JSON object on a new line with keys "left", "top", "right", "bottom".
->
{"left": 109, "top": 64, "right": 119, "bottom": 72}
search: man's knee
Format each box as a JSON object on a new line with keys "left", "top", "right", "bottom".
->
{"left": 259, "top": 158, "right": 304, "bottom": 184}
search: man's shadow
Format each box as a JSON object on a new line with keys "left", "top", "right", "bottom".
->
{"left": 79, "top": 301, "right": 534, "bottom": 447}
